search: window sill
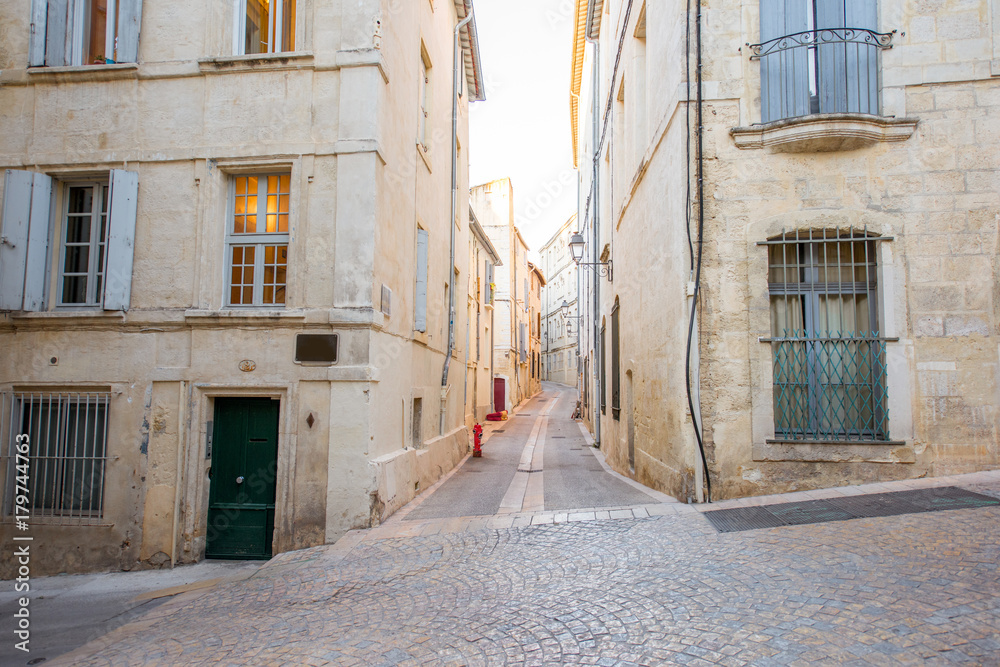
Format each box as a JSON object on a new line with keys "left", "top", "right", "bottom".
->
{"left": 730, "top": 113, "right": 918, "bottom": 153}
{"left": 25, "top": 62, "right": 139, "bottom": 83}
{"left": 197, "top": 52, "right": 315, "bottom": 74}
{"left": 184, "top": 308, "right": 306, "bottom": 320}
{"left": 754, "top": 439, "right": 914, "bottom": 463}
{"left": 8, "top": 310, "right": 126, "bottom": 320}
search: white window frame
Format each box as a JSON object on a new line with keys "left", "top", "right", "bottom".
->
{"left": 57, "top": 181, "right": 109, "bottom": 308}
{"left": 225, "top": 174, "right": 291, "bottom": 308}
{"left": 233, "top": 0, "right": 295, "bottom": 56}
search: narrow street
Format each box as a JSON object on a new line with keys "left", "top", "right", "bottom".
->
{"left": 26, "top": 383, "right": 1000, "bottom": 666}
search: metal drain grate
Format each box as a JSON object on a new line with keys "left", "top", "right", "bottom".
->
{"left": 704, "top": 487, "right": 999, "bottom": 533}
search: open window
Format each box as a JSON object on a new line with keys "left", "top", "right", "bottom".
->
{"left": 234, "top": 0, "right": 296, "bottom": 56}
{"left": 1, "top": 169, "right": 138, "bottom": 312}
{"left": 29, "top": 0, "right": 144, "bottom": 67}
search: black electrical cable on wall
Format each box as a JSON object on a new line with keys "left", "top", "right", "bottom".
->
{"left": 684, "top": 0, "right": 712, "bottom": 503}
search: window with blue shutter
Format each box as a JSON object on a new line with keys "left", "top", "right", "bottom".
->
{"left": 1, "top": 171, "right": 51, "bottom": 311}
{"left": 0, "top": 169, "right": 137, "bottom": 312}
{"left": 756, "top": 0, "right": 889, "bottom": 122}
{"left": 415, "top": 228, "right": 428, "bottom": 332}
{"left": 30, "top": 0, "right": 144, "bottom": 67}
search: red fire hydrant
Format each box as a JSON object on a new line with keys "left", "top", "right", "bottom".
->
{"left": 473, "top": 423, "right": 484, "bottom": 457}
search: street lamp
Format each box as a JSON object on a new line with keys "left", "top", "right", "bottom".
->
{"left": 568, "top": 232, "right": 612, "bottom": 281}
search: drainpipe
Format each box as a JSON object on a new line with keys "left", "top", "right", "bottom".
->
{"left": 441, "top": 8, "right": 475, "bottom": 436}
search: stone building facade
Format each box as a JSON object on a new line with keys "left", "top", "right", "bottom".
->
{"left": 0, "top": 0, "right": 484, "bottom": 575}
{"left": 528, "top": 262, "right": 546, "bottom": 397}
{"left": 574, "top": 0, "right": 999, "bottom": 502}
{"left": 540, "top": 214, "right": 580, "bottom": 387}
{"left": 470, "top": 178, "right": 534, "bottom": 411}
{"left": 464, "top": 210, "right": 502, "bottom": 425}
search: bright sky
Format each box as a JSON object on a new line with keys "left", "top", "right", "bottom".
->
{"left": 469, "top": 0, "right": 577, "bottom": 258}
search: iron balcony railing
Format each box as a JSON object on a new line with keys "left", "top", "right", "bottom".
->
{"left": 750, "top": 28, "right": 895, "bottom": 122}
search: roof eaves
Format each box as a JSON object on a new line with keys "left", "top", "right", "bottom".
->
{"left": 454, "top": 0, "right": 487, "bottom": 101}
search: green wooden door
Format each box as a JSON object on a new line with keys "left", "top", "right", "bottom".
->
{"left": 206, "top": 398, "right": 279, "bottom": 559}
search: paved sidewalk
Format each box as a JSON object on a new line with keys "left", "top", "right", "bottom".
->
{"left": 43, "top": 466, "right": 1000, "bottom": 666}
{"left": 11, "top": 383, "right": 1000, "bottom": 666}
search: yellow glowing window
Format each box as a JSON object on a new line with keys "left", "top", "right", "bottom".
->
{"left": 228, "top": 175, "right": 290, "bottom": 307}
{"left": 240, "top": 0, "right": 296, "bottom": 55}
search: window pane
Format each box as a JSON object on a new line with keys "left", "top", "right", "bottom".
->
{"left": 282, "top": 0, "right": 296, "bottom": 51}
{"left": 64, "top": 245, "right": 90, "bottom": 274}
{"left": 68, "top": 187, "right": 93, "bottom": 214}
{"left": 87, "top": 0, "right": 110, "bottom": 64}
{"left": 65, "top": 216, "right": 92, "bottom": 243}
{"left": 245, "top": 0, "right": 270, "bottom": 54}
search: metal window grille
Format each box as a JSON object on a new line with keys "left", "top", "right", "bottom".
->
{"left": 764, "top": 229, "right": 889, "bottom": 441}
{"left": 3, "top": 392, "right": 110, "bottom": 521}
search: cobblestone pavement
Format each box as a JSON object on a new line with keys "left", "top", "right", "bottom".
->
{"left": 46, "top": 386, "right": 1000, "bottom": 666}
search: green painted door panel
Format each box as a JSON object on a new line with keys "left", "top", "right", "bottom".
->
{"left": 206, "top": 398, "right": 279, "bottom": 559}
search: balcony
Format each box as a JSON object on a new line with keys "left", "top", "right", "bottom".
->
{"left": 732, "top": 27, "right": 917, "bottom": 152}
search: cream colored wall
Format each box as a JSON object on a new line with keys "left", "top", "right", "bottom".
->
{"left": 586, "top": 0, "right": 999, "bottom": 501}
{"left": 0, "top": 0, "right": 477, "bottom": 574}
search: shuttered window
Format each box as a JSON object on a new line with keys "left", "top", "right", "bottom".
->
{"left": 29, "top": 0, "right": 143, "bottom": 67}
{"left": 415, "top": 228, "right": 428, "bottom": 332}
{"left": 1, "top": 169, "right": 137, "bottom": 312}
{"left": 757, "top": 0, "right": 887, "bottom": 123}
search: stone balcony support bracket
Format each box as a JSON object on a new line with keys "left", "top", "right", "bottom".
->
{"left": 730, "top": 113, "right": 919, "bottom": 153}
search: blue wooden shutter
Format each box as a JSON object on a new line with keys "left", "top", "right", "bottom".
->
{"left": 45, "top": 0, "right": 73, "bottom": 66}
{"left": 415, "top": 229, "right": 428, "bottom": 332}
{"left": 520, "top": 322, "right": 526, "bottom": 363}
{"left": 1, "top": 171, "right": 34, "bottom": 310}
{"left": 760, "top": 0, "right": 810, "bottom": 122}
{"left": 103, "top": 169, "right": 138, "bottom": 311}
{"left": 1, "top": 171, "right": 51, "bottom": 312}
{"left": 816, "top": 0, "right": 847, "bottom": 113}
{"left": 845, "top": 0, "right": 878, "bottom": 114}
{"left": 29, "top": 0, "right": 48, "bottom": 67}
{"left": 116, "top": 0, "right": 143, "bottom": 63}
{"left": 23, "top": 173, "right": 52, "bottom": 311}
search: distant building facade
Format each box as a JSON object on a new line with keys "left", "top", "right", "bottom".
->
{"left": 540, "top": 214, "right": 580, "bottom": 387}
{"left": 465, "top": 211, "right": 502, "bottom": 424}
{"left": 470, "top": 179, "right": 534, "bottom": 411}
{"left": 573, "top": 0, "right": 999, "bottom": 502}
{"left": 528, "top": 262, "right": 546, "bottom": 397}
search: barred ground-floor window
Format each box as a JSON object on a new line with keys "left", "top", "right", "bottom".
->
{"left": 3, "top": 392, "right": 109, "bottom": 520}
{"left": 765, "top": 229, "right": 889, "bottom": 441}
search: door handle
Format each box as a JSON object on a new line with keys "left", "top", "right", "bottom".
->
{"left": 236, "top": 476, "right": 245, "bottom": 484}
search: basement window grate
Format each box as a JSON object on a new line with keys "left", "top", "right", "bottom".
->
{"left": 703, "top": 487, "right": 999, "bottom": 533}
